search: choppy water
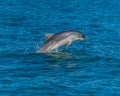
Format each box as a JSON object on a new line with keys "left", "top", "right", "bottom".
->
{"left": 0, "top": 0, "right": 120, "bottom": 96}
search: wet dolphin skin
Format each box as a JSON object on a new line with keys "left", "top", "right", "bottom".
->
{"left": 37, "top": 31, "right": 86, "bottom": 53}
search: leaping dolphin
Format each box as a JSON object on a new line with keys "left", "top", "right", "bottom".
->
{"left": 37, "top": 31, "right": 86, "bottom": 53}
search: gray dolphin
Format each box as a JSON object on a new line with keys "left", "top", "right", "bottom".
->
{"left": 37, "top": 31, "right": 86, "bottom": 53}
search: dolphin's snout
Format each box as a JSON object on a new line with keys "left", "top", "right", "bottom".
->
{"left": 78, "top": 33, "right": 86, "bottom": 40}
{"left": 79, "top": 36, "right": 87, "bottom": 40}
{"left": 80, "top": 38, "right": 86, "bottom": 40}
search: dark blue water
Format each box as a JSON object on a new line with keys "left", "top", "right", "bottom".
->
{"left": 0, "top": 0, "right": 120, "bottom": 95}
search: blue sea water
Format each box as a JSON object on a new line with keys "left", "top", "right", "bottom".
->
{"left": 0, "top": 0, "right": 120, "bottom": 95}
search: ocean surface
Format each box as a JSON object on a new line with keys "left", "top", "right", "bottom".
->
{"left": 0, "top": 0, "right": 120, "bottom": 96}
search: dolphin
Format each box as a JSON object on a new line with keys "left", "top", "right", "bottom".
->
{"left": 37, "top": 31, "right": 86, "bottom": 53}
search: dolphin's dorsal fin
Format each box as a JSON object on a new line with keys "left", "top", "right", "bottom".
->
{"left": 45, "top": 34, "right": 54, "bottom": 39}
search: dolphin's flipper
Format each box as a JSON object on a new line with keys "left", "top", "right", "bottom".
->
{"left": 66, "top": 40, "right": 73, "bottom": 46}
{"left": 45, "top": 34, "right": 54, "bottom": 39}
